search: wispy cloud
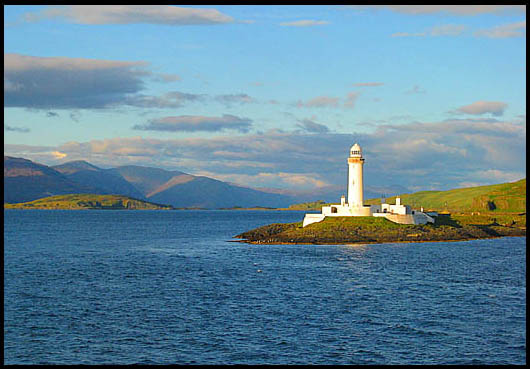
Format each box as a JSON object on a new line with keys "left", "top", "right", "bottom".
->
{"left": 474, "top": 21, "right": 526, "bottom": 38}
{"left": 452, "top": 101, "right": 508, "bottom": 116}
{"left": 215, "top": 93, "right": 255, "bottom": 107}
{"left": 296, "top": 96, "right": 340, "bottom": 108}
{"left": 279, "top": 19, "right": 329, "bottom": 27}
{"left": 296, "top": 118, "right": 330, "bottom": 133}
{"left": 23, "top": 5, "right": 235, "bottom": 25}
{"left": 133, "top": 114, "right": 252, "bottom": 133}
{"left": 344, "top": 92, "right": 361, "bottom": 108}
{"left": 124, "top": 92, "right": 205, "bottom": 109}
{"left": 352, "top": 82, "right": 384, "bottom": 87}
{"left": 5, "top": 125, "right": 30, "bottom": 133}
{"left": 351, "top": 5, "right": 525, "bottom": 16}
{"left": 392, "top": 24, "right": 466, "bottom": 37}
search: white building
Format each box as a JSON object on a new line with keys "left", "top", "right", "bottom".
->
{"left": 302, "top": 143, "right": 435, "bottom": 227}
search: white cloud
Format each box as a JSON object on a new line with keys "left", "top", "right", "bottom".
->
{"left": 279, "top": 20, "right": 329, "bottom": 27}
{"left": 4, "top": 118, "right": 525, "bottom": 192}
{"left": 24, "top": 5, "right": 234, "bottom": 25}
{"left": 474, "top": 21, "right": 526, "bottom": 38}
{"left": 296, "top": 96, "right": 340, "bottom": 108}
{"left": 133, "top": 114, "right": 252, "bottom": 133}
{"left": 429, "top": 24, "right": 467, "bottom": 36}
{"left": 351, "top": 5, "right": 525, "bottom": 16}
{"left": 453, "top": 101, "right": 508, "bottom": 116}
{"left": 392, "top": 24, "right": 466, "bottom": 38}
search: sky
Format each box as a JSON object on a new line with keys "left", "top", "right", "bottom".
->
{"left": 4, "top": 5, "right": 527, "bottom": 196}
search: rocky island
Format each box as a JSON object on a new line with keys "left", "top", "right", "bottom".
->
{"left": 234, "top": 213, "right": 526, "bottom": 245}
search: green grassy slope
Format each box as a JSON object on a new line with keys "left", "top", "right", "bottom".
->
{"left": 289, "top": 179, "right": 526, "bottom": 213}
{"left": 365, "top": 178, "right": 526, "bottom": 212}
{"left": 4, "top": 194, "right": 174, "bottom": 210}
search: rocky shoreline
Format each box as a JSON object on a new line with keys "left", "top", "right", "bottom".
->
{"left": 234, "top": 214, "right": 526, "bottom": 245}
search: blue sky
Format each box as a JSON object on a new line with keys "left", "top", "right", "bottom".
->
{"left": 4, "top": 5, "right": 526, "bottom": 195}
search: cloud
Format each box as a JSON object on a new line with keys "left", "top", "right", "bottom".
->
{"left": 5, "top": 117, "right": 525, "bottom": 193}
{"left": 352, "top": 82, "right": 384, "bottom": 87}
{"left": 344, "top": 92, "right": 361, "bottom": 108}
{"left": 215, "top": 93, "right": 255, "bottom": 107}
{"left": 5, "top": 125, "right": 30, "bottom": 133}
{"left": 24, "top": 5, "right": 234, "bottom": 25}
{"left": 296, "top": 96, "right": 340, "bottom": 108}
{"left": 453, "top": 101, "right": 508, "bottom": 116}
{"left": 391, "top": 32, "right": 426, "bottom": 38}
{"left": 392, "top": 24, "right": 466, "bottom": 37}
{"left": 279, "top": 20, "right": 329, "bottom": 27}
{"left": 429, "top": 24, "right": 467, "bottom": 36}
{"left": 51, "top": 151, "right": 67, "bottom": 159}
{"left": 4, "top": 53, "right": 149, "bottom": 109}
{"left": 4, "top": 54, "right": 254, "bottom": 111}
{"left": 124, "top": 91, "right": 205, "bottom": 108}
{"left": 474, "top": 21, "right": 526, "bottom": 38}
{"left": 133, "top": 114, "right": 252, "bottom": 133}
{"left": 152, "top": 73, "right": 181, "bottom": 82}
{"left": 296, "top": 118, "right": 330, "bottom": 133}
{"left": 69, "top": 111, "right": 81, "bottom": 122}
{"left": 351, "top": 5, "right": 525, "bottom": 16}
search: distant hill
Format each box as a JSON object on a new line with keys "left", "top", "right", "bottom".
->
{"left": 52, "top": 161, "right": 145, "bottom": 199}
{"left": 147, "top": 175, "right": 294, "bottom": 209}
{"left": 4, "top": 156, "right": 97, "bottom": 203}
{"left": 4, "top": 156, "right": 294, "bottom": 208}
{"left": 287, "top": 179, "right": 526, "bottom": 213}
{"left": 105, "top": 165, "right": 188, "bottom": 196}
{"left": 364, "top": 178, "right": 526, "bottom": 213}
{"left": 4, "top": 194, "right": 174, "bottom": 210}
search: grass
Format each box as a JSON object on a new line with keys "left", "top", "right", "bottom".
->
{"left": 287, "top": 179, "right": 526, "bottom": 213}
{"left": 235, "top": 212, "right": 526, "bottom": 245}
{"left": 4, "top": 194, "right": 174, "bottom": 210}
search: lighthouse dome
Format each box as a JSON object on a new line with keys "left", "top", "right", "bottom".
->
{"left": 350, "top": 143, "right": 362, "bottom": 157}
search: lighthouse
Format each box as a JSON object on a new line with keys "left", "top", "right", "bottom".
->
{"left": 347, "top": 143, "right": 364, "bottom": 208}
{"left": 301, "top": 142, "right": 436, "bottom": 227}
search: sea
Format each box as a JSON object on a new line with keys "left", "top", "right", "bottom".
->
{"left": 4, "top": 209, "right": 526, "bottom": 365}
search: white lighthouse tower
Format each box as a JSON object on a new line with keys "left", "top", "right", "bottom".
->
{"left": 347, "top": 143, "right": 364, "bottom": 208}
{"left": 301, "top": 142, "right": 436, "bottom": 227}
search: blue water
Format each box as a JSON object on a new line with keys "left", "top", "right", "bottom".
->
{"left": 4, "top": 210, "right": 526, "bottom": 364}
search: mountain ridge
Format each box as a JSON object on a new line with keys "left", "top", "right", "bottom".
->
{"left": 4, "top": 156, "right": 294, "bottom": 208}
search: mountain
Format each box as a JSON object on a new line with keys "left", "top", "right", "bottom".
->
{"left": 105, "top": 165, "right": 294, "bottom": 208}
{"left": 52, "top": 161, "right": 145, "bottom": 199}
{"left": 105, "top": 165, "right": 188, "bottom": 196}
{"left": 148, "top": 176, "right": 294, "bottom": 209}
{"left": 4, "top": 156, "right": 97, "bottom": 203}
{"left": 4, "top": 157, "right": 294, "bottom": 208}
